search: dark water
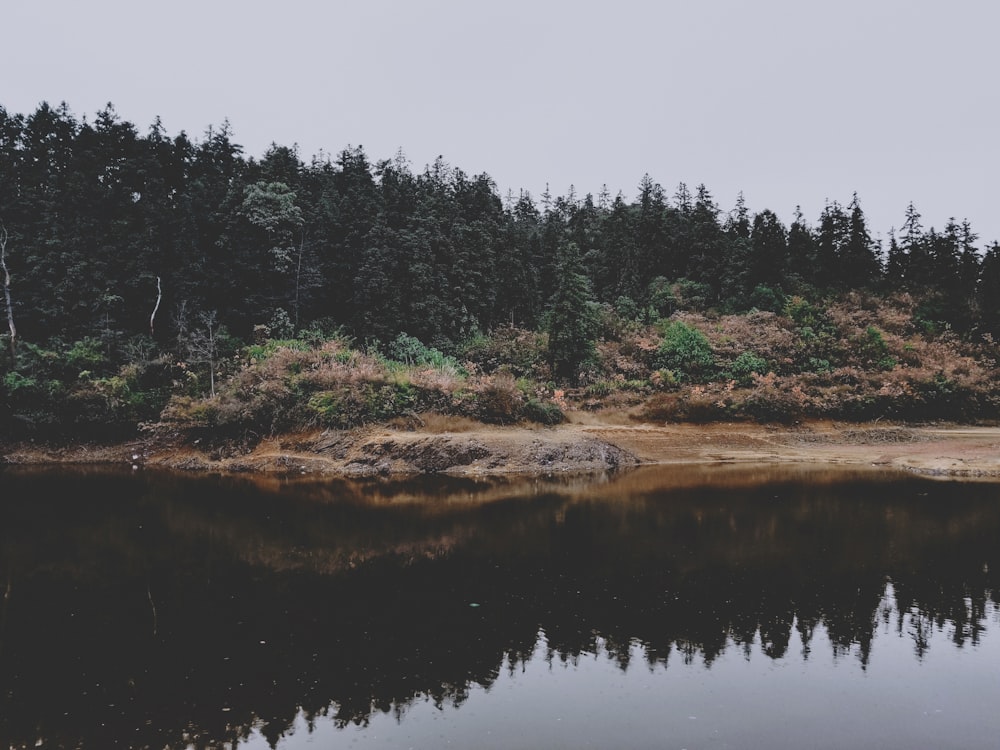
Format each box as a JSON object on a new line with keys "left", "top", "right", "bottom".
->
{"left": 0, "top": 464, "right": 998, "bottom": 750}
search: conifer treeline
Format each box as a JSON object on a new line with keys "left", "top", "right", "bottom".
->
{"left": 2, "top": 102, "right": 999, "bottom": 355}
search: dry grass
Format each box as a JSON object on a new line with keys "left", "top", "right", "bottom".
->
{"left": 158, "top": 290, "right": 1000, "bottom": 437}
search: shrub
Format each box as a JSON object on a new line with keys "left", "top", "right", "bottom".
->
{"left": 647, "top": 277, "right": 676, "bottom": 318}
{"left": 783, "top": 296, "right": 825, "bottom": 329}
{"left": 388, "top": 333, "right": 460, "bottom": 371}
{"left": 245, "top": 338, "right": 311, "bottom": 363}
{"left": 461, "top": 327, "right": 550, "bottom": 379}
{"left": 65, "top": 337, "right": 108, "bottom": 374}
{"left": 740, "top": 373, "right": 807, "bottom": 423}
{"left": 728, "top": 351, "right": 769, "bottom": 387}
{"left": 614, "top": 295, "right": 640, "bottom": 322}
{"left": 654, "top": 321, "right": 714, "bottom": 380}
{"left": 472, "top": 374, "right": 524, "bottom": 424}
{"left": 855, "top": 326, "right": 895, "bottom": 370}
{"left": 749, "top": 284, "right": 786, "bottom": 313}
{"left": 807, "top": 357, "right": 832, "bottom": 374}
{"left": 524, "top": 398, "right": 565, "bottom": 425}
{"left": 3, "top": 371, "right": 38, "bottom": 394}
{"left": 671, "top": 279, "right": 712, "bottom": 312}
{"left": 639, "top": 389, "right": 729, "bottom": 423}
{"left": 586, "top": 380, "right": 615, "bottom": 397}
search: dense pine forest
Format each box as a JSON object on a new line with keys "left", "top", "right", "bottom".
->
{"left": 2, "top": 102, "right": 1000, "bottom": 439}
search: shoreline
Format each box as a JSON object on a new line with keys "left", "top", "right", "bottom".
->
{"left": 3, "top": 417, "right": 1000, "bottom": 480}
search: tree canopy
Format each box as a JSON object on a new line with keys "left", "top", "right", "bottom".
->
{"left": 1, "top": 101, "right": 997, "bottom": 437}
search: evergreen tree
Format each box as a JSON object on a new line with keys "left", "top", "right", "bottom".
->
{"left": 547, "top": 241, "right": 596, "bottom": 381}
{"left": 622, "top": 174, "right": 669, "bottom": 300}
{"left": 240, "top": 180, "right": 307, "bottom": 326}
{"left": 685, "top": 185, "right": 725, "bottom": 299}
{"left": 449, "top": 171, "right": 503, "bottom": 336}
{"left": 720, "top": 193, "right": 752, "bottom": 305}
{"left": 978, "top": 244, "right": 1000, "bottom": 336}
{"left": 495, "top": 191, "right": 543, "bottom": 327}
{"left": 748, "top": 209, "right": 788, "bottom": 290}
{"left": 333, "top": 145, "right": 378, "bottom": 327}
{"left": 815, "top": 200, "right": 849, "bottom": 288}
{"left": 958, "top": 219, "right": 981, "bottom": 307}
{"left": 567, "top": 192, "right": 605, "bottom": 301}
{"left": 604, "top": 194, "right": 636, "bottom": 303}
{"left": 884, "top": 228, "right": 906, "bottom": 288}
{"left": 843, "top": 193, "right": 881, "bottom": 287}
{"left": 900, "top": 202, "right": 933, "bottom": 289}
{"left": 786, "top": 206, "right": 815, "bottom": 286}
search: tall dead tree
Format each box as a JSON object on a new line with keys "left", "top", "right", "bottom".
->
{"left": 0, "top": 223, "right": 16, "bottom": 365}
{"left": 149, "top": 276, "right": 162, "bottom": 337}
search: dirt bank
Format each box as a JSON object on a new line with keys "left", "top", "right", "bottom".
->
{"left": 4, "top": 415, "right": 1000, "bottom": 479}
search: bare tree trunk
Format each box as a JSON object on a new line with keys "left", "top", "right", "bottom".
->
{"left": 0, "top": 224, "right": 16, "bottom": 366}
{"left": 149, "top": 276, "right": 162, "bottom": 338}
{"left": 205, "top": 316, "right": 217, "bottom": 397}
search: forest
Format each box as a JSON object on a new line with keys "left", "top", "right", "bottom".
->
{"left": 2, "top": 102, "right": 1000, "bottom": 439}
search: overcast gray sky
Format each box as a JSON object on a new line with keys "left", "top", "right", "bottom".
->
{"left": 5, "top": 0, "right": 998, "bottom": 245}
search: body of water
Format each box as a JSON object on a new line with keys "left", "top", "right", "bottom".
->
{"left": 0, "top": 465, "right": 997, "bottom": 749}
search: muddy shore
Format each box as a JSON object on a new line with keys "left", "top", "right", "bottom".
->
{"left": 4, "top": 415, "right": 1000, "bottom": 479}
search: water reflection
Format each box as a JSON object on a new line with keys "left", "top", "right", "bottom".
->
{"left": 0, "top": 465, "right": 997, "bottom": 749}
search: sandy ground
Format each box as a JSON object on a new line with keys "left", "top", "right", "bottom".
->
{"left": 4, "top": 414, "right": 1000, "bottom": 479}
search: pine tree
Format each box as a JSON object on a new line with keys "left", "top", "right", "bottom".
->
{"left": 495, "top": 192, "right": 543, "bottom": 327}
{"left": 978, "top": 244, "right": 1000, "bottom": 335}
{"left": 605, "top": 194, "right": 636, "bottom": 302}
{"left": 749, "top": 209, "right": 788, "bottom": 290}
{"left": 815, "top": 200, "right": 849, "bottom": 288}
{"left": 685, "top": 185, "right": 725, "bottom": 299}
{"left": 786, "top": 206, "right": 815, "bottom": 285}
{"left": 720, "top": 193, "right": 752, "bottom": 305}
{"left": 547, "top": 241, "right": 596, "bottom": 382}
{"left": 900, "top": 202, "right": 932, "bottom": 289}
{"left": 884, "top": 229, "right": 906, "bottom": 289}
{"left": 843, "top": 193, "right": 881, "bottom": 287}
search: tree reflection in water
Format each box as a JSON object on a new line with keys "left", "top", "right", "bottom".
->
{"left": 0, "top": 465, "right": 996, "bottom": 748}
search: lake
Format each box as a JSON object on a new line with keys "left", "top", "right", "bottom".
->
{"left": 0, "top": 464, "right": 998, "bottom": 749}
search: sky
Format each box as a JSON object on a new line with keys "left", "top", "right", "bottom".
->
{"left": 4, "top": 0, "right": 998, "bottom": 245}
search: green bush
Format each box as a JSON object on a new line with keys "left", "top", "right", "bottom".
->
{"left": 807, "top": 357, "right": 832, "bottom": 374}
{"left": 65, "top": 337, "right": 108, "bottom": 374}
{"left": 3, "top": 371, "right": 39, "bottom": 394}
{"left": 245, "top": 338, "right": 311, "bottom": 363}
{"left": 654, "top": 321, "right": 714, "bottom": 381}
{"left": 305, "top": 381, "right": 419, "bottom": 428}
{"left": 614, "top": 295, "right": 640, "bottom": 322}
{"left": 461, "top": 327, "right": 550, "bottom": 379}
{"left": 671, "top": 279, "right": 711, "bottom": 312}
{"left": 647, "top": 277, "right": 676, "bottom": 318}
{"left": 586, "top": 380, "right": 615, "bottom": 397}
{"left": 857, "top": 326, "right": 895, "bottom": 370}
{"left": 388, "top": 332, "right": 461, "bottom": 371}
{"left": 728, "top": 351, "right": 768, "bottom": 386}
{"left": 749, "top": 284, "right": 786, "bottom": 313}
{"left": 784, "top": 296, "right": 824, "bottom": 328}
{"left": 524, "top": 398, "right": 565, "bottom": 425}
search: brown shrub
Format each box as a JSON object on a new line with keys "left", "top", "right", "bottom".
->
{"left": 707, "top": 311, "right": 799, "bottom": 373}
{"left": 638, "top": 385, "right": 733, "bottom": 423}
{"left": 595, "top": 340, "right": 653, "bottom": 380}
{"left": 461, "top": 327, "right": 550, "bottom": 379}
{"left": 470, "top": 374, "right": 525, "bottom": 424}
{"left": 738, "top": 373, "right": 809, "bottom": 423}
